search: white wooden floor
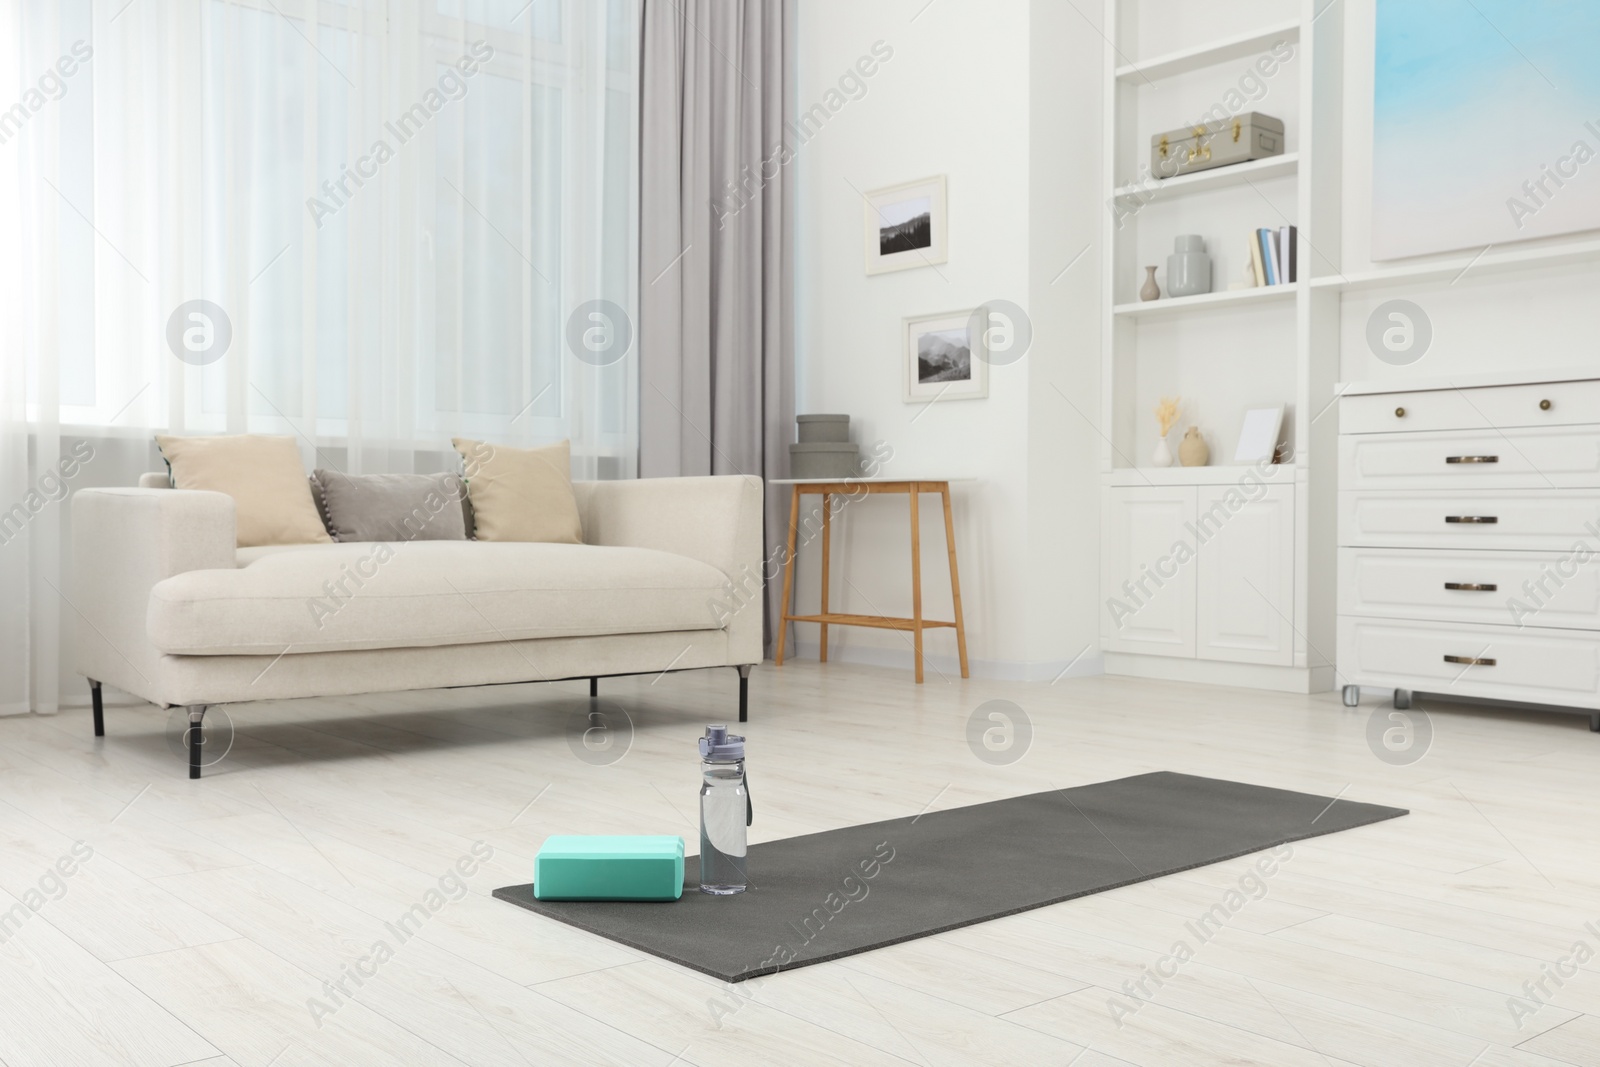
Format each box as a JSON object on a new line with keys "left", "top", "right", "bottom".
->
{"left": 1, "top": 660, "right": 1597, "bottom": 1066}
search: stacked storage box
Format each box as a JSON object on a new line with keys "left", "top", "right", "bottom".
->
{"left": 789, "top": 414, "right": 861, "bottom": 479}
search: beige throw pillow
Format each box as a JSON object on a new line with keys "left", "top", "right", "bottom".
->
{"left": 155, "top": 434, "right": 333, "bottom": 548}
{"left": 452, "top": 438, "right": 583, "bottom": 544}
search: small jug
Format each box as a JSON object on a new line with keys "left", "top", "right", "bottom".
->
{"left": 1179, "top": 426, "right": 1209, "bottom": 467}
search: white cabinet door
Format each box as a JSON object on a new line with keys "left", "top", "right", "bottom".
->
{"left": 1101, "top": 487, "right": 1197, "bottom": 657}
{"left": 1195, "top": 484, "right": 1294, "bottom": 665}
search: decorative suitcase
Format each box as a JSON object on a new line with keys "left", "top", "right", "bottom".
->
{"left": 1149, "top": 112, "right": 1284, "bottom": 179}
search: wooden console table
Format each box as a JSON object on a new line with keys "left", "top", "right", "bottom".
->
{"left": 772, "top": 478, "right": 971, "bottom": 683}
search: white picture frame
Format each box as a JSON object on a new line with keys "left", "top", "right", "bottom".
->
{"left": 1233, "top": 405, "right": 1285, "bottom": 464}
{"left": 903, "top": 309, "right": 987, "bottom": 403}
{"left": 865, "top": 176, "right": 947, "bottom": 276}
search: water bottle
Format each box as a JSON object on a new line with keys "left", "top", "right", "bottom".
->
{"left": 698, "top": 724, "right": 751, "bottom": 895}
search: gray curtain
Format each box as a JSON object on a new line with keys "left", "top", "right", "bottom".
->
{"left": 639, "top": 0, "right": 795, "bottom": 656}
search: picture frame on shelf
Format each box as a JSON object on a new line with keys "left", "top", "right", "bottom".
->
{"left": 865, "top": 176, "right": 947, "bottom": 275}
{"left": 1233, "top": 405, "right": 1285, "bottom": 463}
{"left": 903, "top": 309, "right": 987, "bottom": 403}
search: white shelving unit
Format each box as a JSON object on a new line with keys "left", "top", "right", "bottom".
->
{"left": 1102, "top": 464, "right": 1297, "bottom": 487}
{"left": 1111, "top": 151, "right": 1299, "bottom": 202}
{"left": 1114, "top": 19, "right": 1302, "bottom": 81}
{"left": 1112, "top": 283, "right": 1298, "bottom": 319}
{"left": 1097, "top": 0, "right": 1341, "bottom": 694}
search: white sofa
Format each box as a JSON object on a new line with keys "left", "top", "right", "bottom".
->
{"left": 73, "top": 473, "right": 764, "bottom": 777}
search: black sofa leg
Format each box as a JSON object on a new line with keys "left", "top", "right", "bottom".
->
{"left": 188, "top": 707, "right": 207, "bottom": 780}
{"left": 90, "top": 680, "right": 104, "bottom": 737}
{"left": 589, "top": 677, "right": 598, "bottom": 698}
{"left": 737, "top": 664, "right": 752, "bottom": 723}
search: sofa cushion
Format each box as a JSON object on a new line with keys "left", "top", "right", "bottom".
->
{"left": 311, "top": 470, "right": 469, "bottom": 542}
{"left": 155, "top": 433, "right": 333, "bottom": 548}
{"left": 453, "top": 437, "right": 583, "bottom": 544}
{"left": 149, "top": 541, "right": 730, "bottom": 656}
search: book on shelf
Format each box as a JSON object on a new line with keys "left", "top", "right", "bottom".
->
{"left": 1252, "top": 225, "right": 1296, "bottom": 285}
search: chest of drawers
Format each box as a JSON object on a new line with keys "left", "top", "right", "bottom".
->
{"left": 1336, "top": 373, "right": 1600, "bottom": 729}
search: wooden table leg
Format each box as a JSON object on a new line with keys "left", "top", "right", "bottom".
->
{"left": 909, "top": 483, "right": 924, "bottom": 684}
{"left": 775, "top": 484, "right": 800, "bottom": 667}
{"left": 940, "top": 482, "right": 970, "bottom": 679}
{"left": 820, "top": 493, "right": 830, "bottom": 663}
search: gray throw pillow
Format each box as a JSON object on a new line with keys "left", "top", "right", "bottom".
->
{"left": 310, "top": 470, "right": 470, "bottom": 542}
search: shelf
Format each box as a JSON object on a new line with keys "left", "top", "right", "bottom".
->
{"left": 1103, "top": 465, "right": 1299, "bottom": 487}
{"left": 1113, "top": 284, "right": 1298, "bottom": 319}
{"left": 1113, "top": 154, "right": 1298, "bottom": 203}
{"left": 1115, "top": 20, "right": 1301, "bottom": 83}
{"left": 1309, "top": 236, "right": 1600, "bottom": 293}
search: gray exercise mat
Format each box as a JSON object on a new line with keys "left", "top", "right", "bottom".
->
{"left": 492, "top": 771, "right": 1406, "bottom": 982}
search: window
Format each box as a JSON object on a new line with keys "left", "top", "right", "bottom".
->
{"left": 43, "top": 0, "right": 639, "bottom": 476}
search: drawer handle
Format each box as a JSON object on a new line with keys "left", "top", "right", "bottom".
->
{"left": 1444, "top": 582, "right": 1497, "bottom": 591}
{"left": 1445, "top": 516, "right": 1498, "bottom": 524}
{"left": 1444, "top": 655, "right": 1496, "bottom": 666}
{"left": 1540, "top": 399, "right": 1552, "bottom": 411}
{"left": 1445, "top": 455, "right": 1498, "bottom": 464}
{"left": 1394, "top": 407, "right": 1406, "bottom": 418}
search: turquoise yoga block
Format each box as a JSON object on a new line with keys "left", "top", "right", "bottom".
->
{"left": 534, "top": 835, "right": 685, "bottom": 901}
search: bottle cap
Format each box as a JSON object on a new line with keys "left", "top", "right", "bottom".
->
{"left": 699, "top": 723, "right": 745, "bottom": 761}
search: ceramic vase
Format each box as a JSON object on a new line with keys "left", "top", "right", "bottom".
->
{"left": 1166, "top": 235, "right": 1212, "bottom": 298}
{"left": 1179, "top": 426, "right": 1209, "bottom": 467}
{"left": 1152, "top": 433, "right": 1174, "bottom": 468}
{"left": 1139, "top": 266, "right": 1160, "bottom": 302}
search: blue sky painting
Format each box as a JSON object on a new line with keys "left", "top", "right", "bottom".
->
{"left": 1372, "top": 0, "right": 1600, "bottom": 258}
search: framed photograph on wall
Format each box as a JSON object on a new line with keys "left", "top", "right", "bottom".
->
{"left": 865, "top": 176, "right": 947, "bottom": 275}
{"left": 903, "top": 310, "right": 987, "bottom": 403}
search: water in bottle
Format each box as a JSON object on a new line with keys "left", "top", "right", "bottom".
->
{"left": 698, "top": 724, "right": 750, "bottom": 895}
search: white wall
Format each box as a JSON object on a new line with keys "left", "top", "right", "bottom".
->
{"left": 791, "top": 0, "right": 1103, "bottom": 680}
{"left": 1025, "top": 0, "right": 1105, "bottom": 673}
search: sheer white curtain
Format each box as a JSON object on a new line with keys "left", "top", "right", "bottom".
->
{"left": 0, "top": 0, "right": 640, "bottom": 715}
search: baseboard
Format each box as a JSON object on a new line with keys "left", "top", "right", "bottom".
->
{"left": 1104, "top": 652, "right": 1333, "bottom": 694}
{"left": 789, "top": 641, "right": 1105, "bottom": 683}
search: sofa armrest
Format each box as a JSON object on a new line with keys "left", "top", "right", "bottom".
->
{"left": 574, "top": 475, "right": 764, "bottom": 664}
{"left": 71, "top": 488, "right": 236, "bottom": 704}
